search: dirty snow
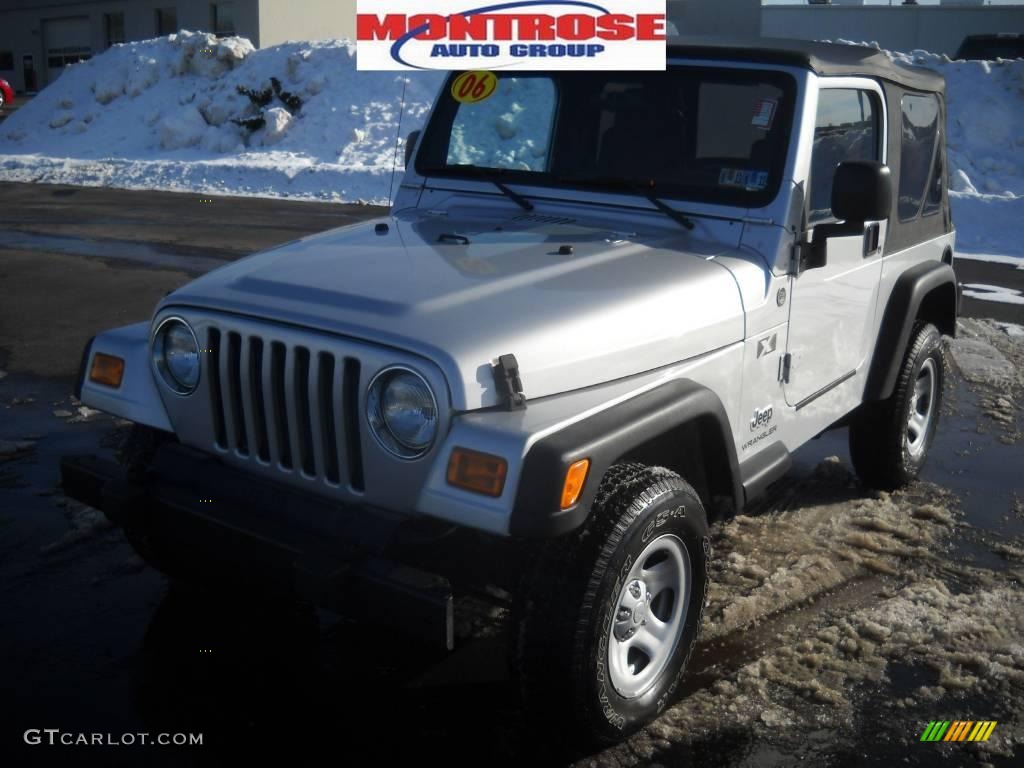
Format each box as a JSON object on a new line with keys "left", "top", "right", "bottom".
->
{"left": 2, "top": 35, "right": 1023, "bottom": 274}
{"left": 951, "top": 318, "right": 1024, "bottom": 444}
{"left": 704, "top": 460, "right": 960, "bottom": 641}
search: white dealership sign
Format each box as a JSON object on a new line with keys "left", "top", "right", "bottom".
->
{"left": 355, "top": 1, "right": 667, "bottom": 71}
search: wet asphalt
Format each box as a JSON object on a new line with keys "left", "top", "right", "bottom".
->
{"left": 1, "top": 181, "right": 1022, "bottom": 766}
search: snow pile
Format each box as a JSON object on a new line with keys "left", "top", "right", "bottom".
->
{"left": 0, "top": 32, "right": 443, "bottom": 203}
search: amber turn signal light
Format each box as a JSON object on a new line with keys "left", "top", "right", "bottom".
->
{"left": 447, "top": 448, "right": 508, "bottom": 498}
{"left": 561, "top": 459, "right": 590, "bottom": 510}
{"left": 89, "top": 353, "right": 125, "bottom": 388}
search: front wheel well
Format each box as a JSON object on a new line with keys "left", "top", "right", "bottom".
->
{"left": 615, "top": 415, "right": 737, "bottom": 521}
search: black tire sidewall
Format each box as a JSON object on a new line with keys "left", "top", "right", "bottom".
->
{"left": 896, "top": 327, "right": 944, "bottom": 477}
{"left": 579, "top": 481, "right": 708, "bottom": 739}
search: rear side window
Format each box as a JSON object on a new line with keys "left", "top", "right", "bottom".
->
{"left": 809, "top": 89, "right": 880, "bottom": 223}
{"left": 899, "top": 94, "right": 941, "bottom": 221}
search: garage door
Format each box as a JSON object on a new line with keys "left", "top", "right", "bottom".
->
{"left": 43, "top": 16, "right": 91, "bottom": 86}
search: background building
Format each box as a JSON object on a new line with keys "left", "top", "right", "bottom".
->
{"left": 668, "top": 0, "right": 762, "bottom": 37}
{"left": 762, "top": 3, "right": 1024, "bottom": 57}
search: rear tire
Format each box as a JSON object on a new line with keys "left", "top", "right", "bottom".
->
{"left": 850, "top": 322, "right": 944, "bottom": 490}
{"left": 511, "top": 463, "right": 709, "bottom": 748}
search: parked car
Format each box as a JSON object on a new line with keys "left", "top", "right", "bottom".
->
{"left": 0, "top": 77, "right": 14, "bottom": 108}
{"left": 955, "top": 33, "right": 1024, "bottom": 61}
{"left": 62, "top": 38, "right": 958, "bottom": 746}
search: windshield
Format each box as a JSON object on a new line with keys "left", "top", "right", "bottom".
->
{"left": 417, "top": 67, "right": 797, "bottom": 209}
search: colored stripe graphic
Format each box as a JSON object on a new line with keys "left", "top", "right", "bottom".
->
{"left": 921, "top": 721, "right": 950, "bottom": 741}
{"left": 921, "top": 721, "right": 996, "bottom": 742}
{"left": 945, "top": 721, "right": 971, "bottom": 741}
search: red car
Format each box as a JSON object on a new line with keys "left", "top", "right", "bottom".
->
{"left": 0, "top": 77, "right": 14, "bottom": 108}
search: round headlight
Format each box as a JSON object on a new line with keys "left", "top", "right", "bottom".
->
{"left": 154, "top": 318, "right": 200, "bottom": 395}
{"left": 367, "top": 368, "right": 438, "bottom": 459}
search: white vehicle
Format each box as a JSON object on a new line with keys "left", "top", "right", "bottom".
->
{"left": 63, "top": 38, "right": 959, "bottom": 745}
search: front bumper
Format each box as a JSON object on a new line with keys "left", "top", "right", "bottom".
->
{"left": 60, "top": 444, "right": 454, "bottom": 650}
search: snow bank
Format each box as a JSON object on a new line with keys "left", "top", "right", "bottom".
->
{"left": 0, "top": 32, "right": 442, "bottom": 203}
{"left": 1, "top": 34, "right": 1023, "bottom": 259}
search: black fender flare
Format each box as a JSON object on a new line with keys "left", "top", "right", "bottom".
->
{"left": 864, "top": 260, "right": 958, "bottom": 403}
{"left": 509, "top": 379, "right": 742, "bottom": 538}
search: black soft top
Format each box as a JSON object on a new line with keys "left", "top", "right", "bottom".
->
{"left": 667, "top": 36, "right": 945, "bottom": 93}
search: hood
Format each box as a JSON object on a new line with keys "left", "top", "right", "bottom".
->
{"left": 161, "top": 207, "right": 745, "bottom": 410}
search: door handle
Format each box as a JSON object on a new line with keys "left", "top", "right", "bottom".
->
{"left": 863, "top": 223, "right": 881, "bottom": 258}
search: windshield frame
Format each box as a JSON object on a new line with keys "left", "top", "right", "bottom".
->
{"left": 415, "top": 65, "right": 799, "bottom": 211}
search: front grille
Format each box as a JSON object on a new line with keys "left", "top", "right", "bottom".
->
{"left": 207, "top": 328, "right": 364, "bottom": 491}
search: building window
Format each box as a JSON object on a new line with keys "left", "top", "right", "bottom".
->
{"left": 899, "top": 93, "right": 942, "bottom": 221}
{"left": 47, "top": 47, "right": 92, "bottom": 69}
{"left": 0, "top": 50, "right": 14, "bottom": 70}
{"left": 156, "top": 7, "right": 178, "bottom": 36}
{"left": 104, "top": 13, "right": 125, "bottom": 48}
{"left": 808, "top": 88, "right": 880, "bottom": 223}
{"left": 211, "top": 2, "right": 236, "bottom": 35}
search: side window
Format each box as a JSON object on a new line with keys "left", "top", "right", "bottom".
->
{"left": 901, "top": 94, "right": 942, "bottom": 220}
{"left": 809, "top": 88, "right": 880, "bottom": 223}
{"left": 446, "top": 77, "right": 557, "bottom": 172}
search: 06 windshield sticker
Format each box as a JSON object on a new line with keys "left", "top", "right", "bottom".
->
{"left": 451, "top": 71, "right": 498, "bottom": 104}
{"left": 719, "top": 169, "right": 770, "bottom": 192}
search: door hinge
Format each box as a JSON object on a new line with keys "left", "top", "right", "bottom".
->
{"left": 779, "top": 353, "right": 792, "bottom": 384}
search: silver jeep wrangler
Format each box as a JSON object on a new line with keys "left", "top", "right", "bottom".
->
{"left": 63, "top": 38, "right": 958, "bottom": 745}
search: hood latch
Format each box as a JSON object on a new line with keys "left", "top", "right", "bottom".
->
{"left": 493, "top": 354, "right": 526, "bottom": 410}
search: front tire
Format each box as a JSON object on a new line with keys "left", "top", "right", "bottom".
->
{"left": 511, "top": 464, "right": 709, "bottom": 747}
{"left": 850, "top": 322, "right": 944, "bottom": 490}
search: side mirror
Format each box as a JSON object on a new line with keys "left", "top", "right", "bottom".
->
{"left": 832, "top": 160, "right": 893, "bottom": 224}
{"left": 802, "top": 161, "right": 892, "bottom": 272}
{"left": 404, "top": 129, "right": 421, "bottom": 169}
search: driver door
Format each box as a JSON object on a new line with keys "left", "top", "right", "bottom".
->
{"left": 784, "top": 84, "right": 887, "bottom": 407}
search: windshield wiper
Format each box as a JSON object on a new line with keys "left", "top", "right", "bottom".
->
{"left": 642, "top": 191, "right": 696, "bottom": 231}
{"left": 559, "top": 176, "right": 696, "bottom": 231}
{"left": 443, "top": 164, "right": 534, "bottom": 212}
